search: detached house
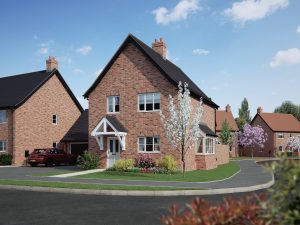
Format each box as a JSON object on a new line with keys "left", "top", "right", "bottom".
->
{"left": 84, "top": 34, "right": 229, "bottom": 170}
{"left": 241, "top": 107, "right": 300, "bottom": 157}
{"left": 216, "top": 104, "right": 239, "bottom": 157}
{"left": 0, "top": 57, "right": 83, "bottom": 165}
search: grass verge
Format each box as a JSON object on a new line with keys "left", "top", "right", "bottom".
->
{"left": 78, "top": 161, "right": 240, "bottom": 182}
{"left": 0, "top": 179, "right": 195, "bottom": 191}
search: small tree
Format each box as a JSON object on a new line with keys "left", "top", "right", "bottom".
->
{"left": 219, "top": 119, "right": 233, "bottom": 145}
{"left": 160, "top": 82, "right": 203, "bottom": 176}
{"left": 238, "top": 124, "right": 267, "bottom": 158}
{"left": 287, "top": 135, "right": 300, "bottom": 152}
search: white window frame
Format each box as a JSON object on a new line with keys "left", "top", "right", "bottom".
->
{"left": 277, "top": 133, "right": 284, "bottom": 139}
{"left": 138, "top": 93, "right": 160, "bottom": 112}
{"left": 52, "top": 142, "right": 58, "bottom": 148}
{"left": 196, "top": 137, "right": 216, "bottom": 155}
{"left": 0, "top": 110, "right": 7, "bottom": 124}
{"left": 138, "top": 136, "right": 160, "bottom": 153}
{"left": 52, "top": 115, "right": 57, "bottom": 125}
{"left": 279, "top": 146, "right": 284, "bottom": 152}
{"left": 0, "top": 140, "right": 7, "bottom": 152}
{"left": 107, "top": 96, "right": 120, "bottom": 113}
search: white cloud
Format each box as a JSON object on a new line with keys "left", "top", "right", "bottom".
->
{"left": 193, "top": 48, "right": 210, "bottom": 55}
{"left": 224, "top": 0, "right": 289, "bottom": 24}
{"left": 77, "top": 96, "right": 88, "bottom": 109}
{"left": 33, "top": 35, "right": 38, "bottom": 40}
{"left": 94, "top": 68, "right": 103, "bottom": 77}
{"left": 296, "top": 26, "right": 300, "bottom": 34}
{"left": 73, "top": 68, "right": 84, "bottom": 74}
{"left": 76, "top": 45, "right": 92, "bottom": 55}
{"left": 152, "top": 0, "right": 200, "bottom": 25}
{"left": 39, "top": 47, "right": 48, "bottom": 54}
{"left": 270, "top": 48, "right": 300, "bottom": 68}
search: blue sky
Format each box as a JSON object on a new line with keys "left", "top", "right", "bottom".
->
{"left": 0, "top": 0, "right": 299, "bottom": 117}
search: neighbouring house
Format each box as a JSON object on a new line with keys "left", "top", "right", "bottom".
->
{"left": 216, "top": 104, "right": 239, "bottom": 157}
{"left": 61, "top": 109, "right": 88, "bottom": 156}
{"left": 0, "top": 57, "right": 83, "bottom": 165}
{"left": 240, "top": 107, "right": 300, "bottom": 157}
{"left": 83, "top": 34, "right": 229, "bottom": 170}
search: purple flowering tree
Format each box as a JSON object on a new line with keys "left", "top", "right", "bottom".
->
{"left": 287, "top": 135, "right": 300, "bottom": 152}
{"left": 238, "top": 124, "right": 268, "bottom": 158}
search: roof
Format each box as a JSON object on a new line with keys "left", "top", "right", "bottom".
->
{"left": 216, "top": 110, "right": 239, "bottom": 132}
{"left": 61, "top": 109, "right": 88, "bottom": 142}
{"left": 199, "top": 123, "right": 218, "bottom": 137}
{"left": 251, "top": 113, "right": 300, "bottom": 132}
{"left": 106, "top": 115, "right": 128, "bottom": 133}
{"left": 0, "top": 69, "right": 83, "bottom": 112}
{"left": 84, "top": 34, "right": 218, "bottom": 109}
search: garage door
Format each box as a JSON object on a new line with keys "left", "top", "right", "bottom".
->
{"left": 70, "top": 143, "right": 88, "bottom": 156}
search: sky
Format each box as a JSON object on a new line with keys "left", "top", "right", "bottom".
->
{"left": 0, "top": 0, "right": 299, "bottom": 117}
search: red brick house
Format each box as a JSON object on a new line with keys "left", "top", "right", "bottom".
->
{"left": 84, "top": 34, "right": 229, "bottom": 170}
{"left": 0, "top": 57, "right": 83, "bottom": 165}
{"left": 216, "top": 104, "right": 239, "bottom": 157}
{"left": 240, "top": 107, "right": 300, "bottom": 157}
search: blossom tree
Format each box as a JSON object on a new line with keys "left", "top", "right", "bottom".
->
{"left": 238, "top": 124, "right": 268, "bottom": 158}
{"left": 287, "top": 135, "right": 300, "bottom": 152}
{"left": 160, "top": 82, "right": 203, "bottom": 176}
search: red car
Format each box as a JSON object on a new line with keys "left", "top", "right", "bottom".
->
{"left": 27, "top": 148, "right": 77, "bottom": 167}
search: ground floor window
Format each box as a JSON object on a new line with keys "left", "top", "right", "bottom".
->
{"left": 138, "top": 137, "right": 160, "bottom": 152}
{"left": 0, "top": 140, "right": 7, "bottom": 152}
{"left": 279, "top": 146, "right": 283, "bottom": 152}
{"left": 196, "top": 137, "right": 216, "bottom": 154}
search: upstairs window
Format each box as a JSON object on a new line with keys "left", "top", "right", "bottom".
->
{"left": 52, "top": 115, "right": 57, "bottom": 125}
{"left": 0, "top": 110, "right": 7, "bottom": 124}
{"left": 138, "top": 93, "right": 160, "bottom": 112}
{"left": 278, "top": 133, "right": 284, "bottom": 139}
{"left": 0, "top": 140, "right": 7, "bottom": 152}
{"left": 108, "top": 96, "right": 120, "bottom": 113}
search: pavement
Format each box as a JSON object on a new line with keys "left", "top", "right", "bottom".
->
{"left": 0, "top": 188, "right": 265, "bottom": 225}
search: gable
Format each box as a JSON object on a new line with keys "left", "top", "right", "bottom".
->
{"left": 84, "top": 34, "right": 218, "bottom": 109}
{"left": 216, "top": 110, "right": 238, "bottom": 132}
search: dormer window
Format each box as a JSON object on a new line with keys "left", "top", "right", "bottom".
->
{"left": 138, "top": 93, "right": 160, "bottom": 112}
{"left": 52, "top": 115, "right": 57, "bottom": 125}
{"left": 108, "top": 96, "right": 120, "bottom": 113}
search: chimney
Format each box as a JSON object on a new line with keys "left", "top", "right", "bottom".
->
{"left": 152, "top": 37, "right": 167, "bottom": 59}
{"left": 257, "top": 106, "right": 263, "bottom": 114}
{"left": 225, "top": 104, "right": 231, "bottom": 112}
{"left": 46, "top": 56, "right": 58, "bottom": 72}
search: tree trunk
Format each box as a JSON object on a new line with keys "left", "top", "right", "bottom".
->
{"left": 251, "top": 147, "right": 254, "bottom": 158}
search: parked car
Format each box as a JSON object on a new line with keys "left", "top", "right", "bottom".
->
{"left": 27, "top": 148, "right": 77, "bottom": 167}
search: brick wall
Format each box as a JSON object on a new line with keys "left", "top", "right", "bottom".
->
{"left": 88, "top": 42, "right": 217, "bottom": 170}
{"left": 274, "top": 132, "right": 300, "bottom": 152}
{"left": 0, "top": 109, "right": 13, "bottom": 156}
{"left": 13, "top": 74, "right": 81, "bottom": 165}
{"left": 216, "top": 144, "right": 229, "bottom": 165}
{"left": 216, "top": 131, "right": 239, "bottom": 157}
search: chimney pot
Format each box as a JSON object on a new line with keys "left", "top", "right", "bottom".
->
{"left": 225, "top": 104, "right": 231, "bottom": 112}
{"left": 257, "top": 107, "right": 263, "bottom": 114}
{"left": 152, "top": 37, "right": 167, "bottom": 59}
{"left": 46, "top": 56, "right": 58, "bottom": 72}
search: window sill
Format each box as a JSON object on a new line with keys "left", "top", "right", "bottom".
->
{"left": 195, "top": 153, "right": 215, "bottom": 156}
{"left": 138, "top": 110, "right": 161, "bottom": 113}
{"left": 137, "top": 151, "right": 161, "bottom": 154}
{"left": 0, "top": 122, "right": 7, "bottom": 124}
{"left": 107, "top": 112, "right": 120, "bottom": 114}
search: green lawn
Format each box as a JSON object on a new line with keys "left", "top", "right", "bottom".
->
{"left": 0, "top": 179, "right": 191, "bottom": 191}
{"left": 78, "top": 161, "right": 240, "bottom": 182}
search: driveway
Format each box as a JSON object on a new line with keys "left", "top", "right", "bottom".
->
{"left": 0, "top": 189, "right": 264, "bottom": 225}
{"left": 0, "top": 160, "right": 273, "bottom": 190}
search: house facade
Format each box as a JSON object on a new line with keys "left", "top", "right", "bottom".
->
{"left": 216, "top": 104, "right": 239, "bottom": 157}
{"left": 0, "top": 57, "right": 83, "bottom": 165}
{"left": 84, "top": 34, "right": 229, "bottom": 170}
{"left": 240, "top": 107, "right": 300, "bottom": 157}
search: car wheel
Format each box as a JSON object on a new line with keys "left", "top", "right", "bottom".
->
{"left": 30, "top": 163, "right": 37, "bottom": 167}
{"left": 46, "top": 159, "right": 54, "bottom": 167}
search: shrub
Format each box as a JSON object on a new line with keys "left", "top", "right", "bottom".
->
{"left": 0, "top": 154, "right": 13, "bottom": 165}
{"left": 156, "top": 155, "right": 177, "bottom": 174}
{"left": 113, "top": 159, "right": 134, "bottom": 172}
{"left": 77, "top": 151, "right": 100, "bottom": 170}
{"left": 161, "top": 194, "right": 267, "bottom": 225}
{"left": 134, "top": 154, "right": 155, "bottom": 168}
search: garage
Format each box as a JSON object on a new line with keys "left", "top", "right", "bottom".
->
{"left": 70, "top": 143, "right": 88, "bottom": 156}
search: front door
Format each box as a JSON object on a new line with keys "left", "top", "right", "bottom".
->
{"left": 107, "top": 137, "right": 120, "bottom": 168}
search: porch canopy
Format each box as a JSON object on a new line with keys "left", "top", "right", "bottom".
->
{"left": 91, "top": 115, "right": 128, "bottom": 150}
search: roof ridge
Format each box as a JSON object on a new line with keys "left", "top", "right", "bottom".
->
{"left": 0, "top": 70, "right": 47, "bottom": 80}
